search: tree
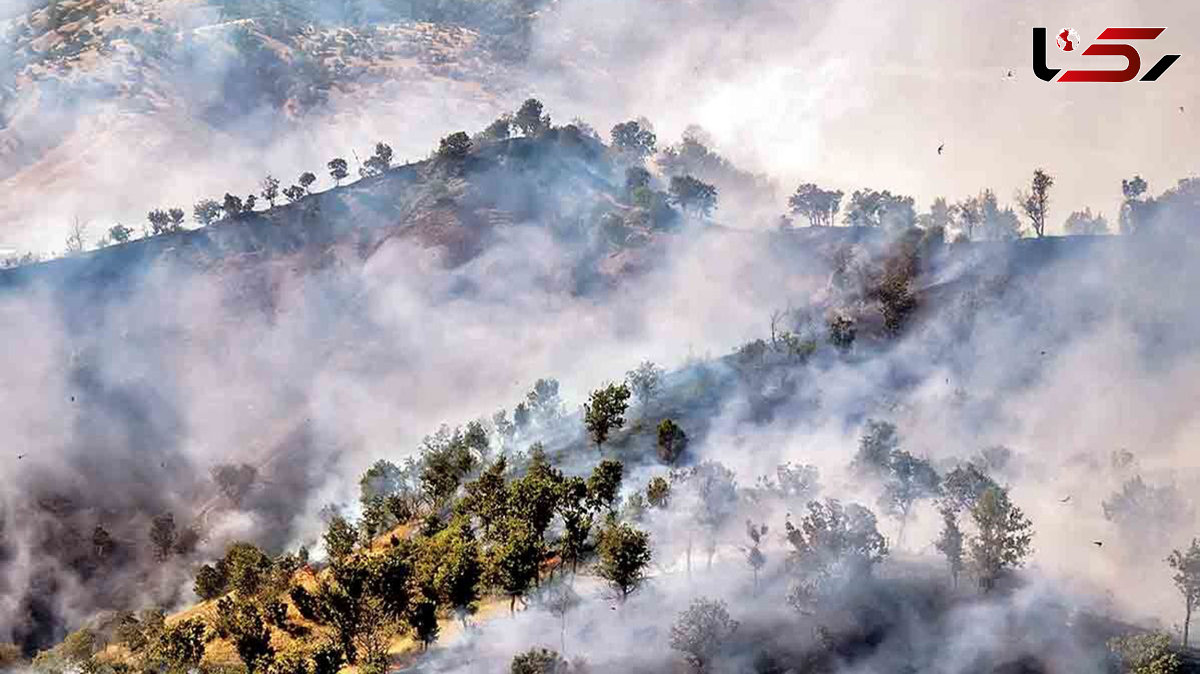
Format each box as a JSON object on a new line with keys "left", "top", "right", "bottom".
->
{"left": 1109, "top": 632, "right": 1181, "bottom": 674}
{"left": 108, "top": 224, "right": 134, "bottom": 244}
{"left": 168, "top": 207, "right": 186, "bottom": 230}
{"left": 647, "top": 476, "right": 670, "bottom": 508}
{"left": 1063, "top": 207, "right": 1110, "bottom": 235}
{"left": 222, "top": 542, "right": 273, "bottom": 597}
{"left": 299, "top": 172, "right": 317, "bottom": 193}
{"left": 310, "top": 642, "right": 343, "bottom": 674}
{"left": 625, "top": 166, "right": 652, "bottom": 196}
{"left": 362, "top": 142, "right": 393, "bottom": 177}
{"left": 328, "top": 158, "right": 349, "bottom": 186}
{"left": 788, "top": 184, "right": 843, "bottom": 227}
{"left": 260, "top": 175, "right": 280, "bottom": 207}
{"left": 1120, "top": 175, "right": 1151, "bottom": 234}
{"left": 785, "top": 499, "right": 888, "bottom": 582}
{"left": 669, "top": 175, "right": 719, "bottom": 217}
{"left": 744, "top": 521, "right": 768, "bottom": 590}
{"left": 827, "top": 312, "right": 856, "bottom": 352}
{"left": 150, "top": 513, "right": 177, "bottom": 561}
{"left": 587, "top": 459, "right": 624, "bottom": 512}
{"left": 1168, "top": 540, "right": 1200, "bottom": 648}
{"left": 626, "top": 361, "right": 663, "bottom": 407}
{"left": 934, "top": 504, "right": 965, "bottom": 588}
{"left": 922, "top": 196, "right": 958, "bottom": 233}
{"left": 1019, "top": 168, "right": 1054, "bottom": 237}
{"left": 194, "top": 199, "right": 222, "bottom": 226}
{"left": 851, "top": 419, "right": 899, "bottom": 477}
{"left": 669, "top": 597, "right": 738, "bottom": 673}
{"left": 223, "top": 193, "right": 245, "bottom": 218}
{"left": 510, "top": 648, "right": 567, "bottom": 674}
{"left": 844, "top": 189, "right": 915, "bottom": 228}
{"left": 583, "top": 382, "right": 631, "bottom": 451}
{"left": 941, "top": 462, "right": 998, "bottom": 514}
{"left": 195, "top": 563, "right": 227, "bottom": 600}
{"left": 555, "top": 477, "right": 592, "bottom": 574}
{"left": 956, "top": 194, "right": 983, "bottom": 241}
{"left": 597, "top": 522, "right": 652, "bottom": 601}
{"left": 232, "top": 602, "right": 275, "bottom": 673}
{"left": 92, "top": 525, "right": 115, "bottom": 559}
{"left": 324, "top": 514, "right": 358, "bottom": 563}
{"left": 514, "top": 98, "right": 550, "bottom": 137}
{"left": 434, "top": 523, "right": 483, "bottom": 627}
{"left": 878, "top": 450, "right": 941, "bottom": 546}
{"left": 157, "top": 618, "right": 207, "bottom": 671}
{"left": 489, "top": 518, "right": 542, "bottom": 613}
{"left": 967, "top": 486, "right": 1033, "bottom": 592}
{"left": 482, "top": 115, "right": 512, "bottom": 141}
{"left": 438, "top": 132, "right": 473, "bottom": 160}
{"left": 656, "top": 419, "right": 688, "bottom": 464}
{"left": 148, "top": 209, "right": 172, "bottom": 235}
{"left": 611, "top": 120, "right": 657, "bottom": 161}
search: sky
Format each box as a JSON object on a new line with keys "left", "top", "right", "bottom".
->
{"left": 0, "top": 0, "right": 1197, "bottom": 248}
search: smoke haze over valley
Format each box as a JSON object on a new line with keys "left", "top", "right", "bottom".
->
{"left": 3, "top": 1, "right": 1200, "bottom": 673}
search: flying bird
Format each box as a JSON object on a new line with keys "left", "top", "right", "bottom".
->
{"left": 1059, "top": 496, "right": 1071, "bottom": 503}
{"left": 17, "top": 454, "right": 25, "bottom": 460}
{"left": 1180, "top": 106, "right": 1186, "bottom": 113}
{"left": 1092, "top": 541, "right": 1103, "bottom": 547}
{"left": 937, "top": 142, "right": 945, "bottom": 155}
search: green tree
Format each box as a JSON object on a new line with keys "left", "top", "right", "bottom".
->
{"left": 587, "top": 459, "right": 624, "bottom": 512}
{"left": 514, "top": 98, "right": 550, "bottom": 137}
{"left": 583, "top": 382, "right": 631, "bottom": 451}
{"left": 556, "top": 476, "right": 593, "bottom": 574}
{"left": 328, "top": 158, "right": 349, "bottom": 186}
{"left": 510, "top": 648, "right": 567, "bottom": 674}
{"left": 461, "top": 457, "right": 510, "bottom": 538}
{"left": 669, "top": 175, "right": 718, "bottom": 217}
{"left": 1120, "top": 175, "right": 1150, "bottom": 234}
{"left": 656, "top": 419, "right": 688, "bottom": 465}
{"left": 194, "top": 563, "right": 227, "bottom": 600}
{"left": 788, "top": 183, "right": 843, "bottom": 227}
{"left": 227, "top": 601, "right": 275, "bottom": 673}
{"left": 1108, "top": 632, "right": 1181, "bottom": 674}
{"left": 669, "top": 597, "right": 739, "bottom": 673}
{"left": 434, "top": 521, "right": 484, "bottom": 627}
{"left": 967, "top": 486, "right": 1033, "bottom": 592}
{"left": 1168, "top": 539, "right": 1200, "bottom": 647}
{"left": 941, "top": 462, "right": 998, "bottom": 514}
{"left": 311, "top": 642, "right": 344, "bottom": 674}
{"left": 362, "top": 142, "right": 393, "bottom": 176}
{"left": 1019, "top": 167, "right": 1054, "bottom": 237}
{"left": 489, "top": 518, "right": 543, "bottom": 613}
{"left": 597, "top": 522, "right": 651, "bottom": 602}
{"left": 157, "top": 618, "right": 207, "bottom": 671}
{"left": 324, "top": 514, "right": 358, "bottom": 563}
{"left": 220, "top": 542, "right": 273, "bottom": 597}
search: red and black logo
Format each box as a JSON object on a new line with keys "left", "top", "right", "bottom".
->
{"left": 1033, "top": 27, "right": 1180, "bottom": 82}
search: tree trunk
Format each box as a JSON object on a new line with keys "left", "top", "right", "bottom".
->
{"left": 1186, "top": 597, "right": 1193, "bottom": 648}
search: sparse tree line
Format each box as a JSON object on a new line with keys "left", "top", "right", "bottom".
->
{"left": 7, "top": 93, "right": 1185, "bottom": 270}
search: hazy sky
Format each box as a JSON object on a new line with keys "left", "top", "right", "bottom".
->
{"left": 530, "top": 0, "right": 1200, "bottom": 231}
{"left": 1, "top": 0, "right": 1198, "bottom": 253}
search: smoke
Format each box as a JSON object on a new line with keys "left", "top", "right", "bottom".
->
{"left": 3, "top": 0, "right": 1200, "bottom": 669}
